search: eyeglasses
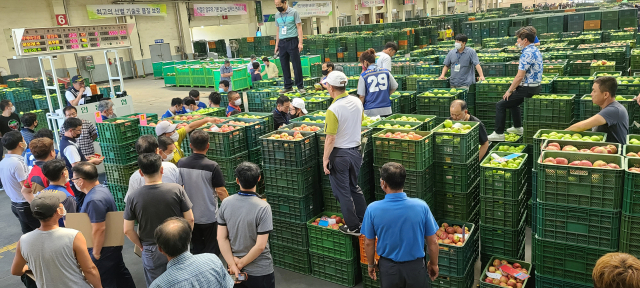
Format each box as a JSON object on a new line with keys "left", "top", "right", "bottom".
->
{"left": 70, "top": 177, "right": 83, "bottom": 181}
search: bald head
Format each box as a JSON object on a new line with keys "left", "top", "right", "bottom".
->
{"left": 450, "top": 99, "right": 469, "bottom": 121}
{"left": 154, "top": 217, "right": 192, "bottom": 258}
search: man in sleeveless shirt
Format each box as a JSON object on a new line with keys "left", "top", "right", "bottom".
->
{"left": 11, "top": 190, "right": 103, "bottom": 288}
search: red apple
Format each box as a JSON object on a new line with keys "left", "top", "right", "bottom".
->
{"left": 543, "top": 157, "right": 557, "bottom": 164}
{"left": 546, "top": 146, "right": 560, "bottom": 151}
{"left": 569, "top": 161, "right": 581, "bottom": 166}
{"left": 547, "top": 143, "right": 561, "bottom": 149}
{"left": 608, "top": 163, "right": 620, "bottom": 169}
{"left": 579, "top": 149, "right": 591, "bottom": 153}
{"left": 580, "top": 160, "right": 593, "bottom": 167}
{"left": 627, "top": 152, "right": 639, "bottom": 157}
{"left": 593, "top": 160, "right": 608, "bottom": 167}
{"left": 593, "top": 147, "right": 607, "bottom": 154}
{"left": 562, "top": 145, "right": 578, "bottom": 152}
{"left": 606, "top": 145, "right": 618, "bottom": 154}
{"left": 555, "top": 157, "right": 568, "bottom": 165}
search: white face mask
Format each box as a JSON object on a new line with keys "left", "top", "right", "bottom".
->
{"left": 163, "top": 151, "right": 175, "bottom": 161}
{"left": 59, "top": 206, "right": 67, "bottom": 217}
{"left": 170, "top": 132, "right": 179, "bottom": 142}
{"left": 454, "top": 42, "right": 462, "bottom": 50}
{"left": 10, "top": 106, "right": 15, "bottom": 113}
{"left": 234, "top": 99, "right": 242, "bottom": 106}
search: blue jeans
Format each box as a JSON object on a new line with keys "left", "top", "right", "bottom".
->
{"left": 278, "top": 37, "right": 304, "bottom": 90}
{"left": 89, "top": 246, "right": 136, "bottom": 288}
{"left": 141, "top": 245, "right": 168, "bottom": 287}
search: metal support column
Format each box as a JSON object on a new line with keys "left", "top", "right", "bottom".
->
{"left": 38, "top": 56, "right": 65, "bottom": 148}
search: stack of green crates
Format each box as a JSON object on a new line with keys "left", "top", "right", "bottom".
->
{"left": 621, "top": 156, "right": 640, "bottom": 260}
{"left": 618, "top": 8, "right": 638, "bottom": 30}
{"left": 479, "top": 151, "right": 528, "bottom": 266}
{"left": 261, "top": 130, "right": 320, "bottom": 276}
{"left": 246, "top": 88, "right": 279, "bottom": 112}
{"left": 428, "top": 220, "right": 479, "bottom": 288}
{"left": 534, "top": 150, "right": 623, "bottom": 286}
{"left": 200, "top": 123, "right": 248, "bottom": 193}
{"left": 416, "top": 88, "right": 465, "bottom": 123}
{"left": 475, "top": 78, "right": 513, "bottom": 132}
{"left": 431, "top": 121, "right": 480, "bottom": 227}
{"left": 97, "top": 117, "right": 141, "bottom": 211}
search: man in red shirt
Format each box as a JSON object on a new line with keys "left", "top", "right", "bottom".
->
{"left": 22, "top": 138, "right": 74, "bottom": 202}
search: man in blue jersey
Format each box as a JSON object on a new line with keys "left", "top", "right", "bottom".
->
{"left": 357, "top": 48, "right": 398, "bottom": 117}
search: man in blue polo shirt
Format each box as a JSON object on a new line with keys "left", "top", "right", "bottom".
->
{"left": 362, "top": 162, "right": 440, "bottom": 287}
{"left": 274, "top": 0, "right": 306, "bottom": 94}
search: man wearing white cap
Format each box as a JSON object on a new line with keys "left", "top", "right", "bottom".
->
{"left": 290, "top": 98, "right": 308, "bottom": 119}
{"left": 155, "top": 117, "right": 221, "bottom": 164}
{"left": 322, "top": 71, "right": 367, "bottom": 236}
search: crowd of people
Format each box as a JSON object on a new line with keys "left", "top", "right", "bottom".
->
{"left": 4, "top": 12, "right": 640, "bottom": 287}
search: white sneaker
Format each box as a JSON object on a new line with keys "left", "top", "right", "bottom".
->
{"left": 506, "top": 127, "right": 524, "bottom": 135}
{"left": 487, "top": 132, "right": 505, "bottom": 142}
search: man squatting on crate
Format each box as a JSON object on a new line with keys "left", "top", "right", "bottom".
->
{"left": 322, "top": 71, "right": 368, "bottom": 235}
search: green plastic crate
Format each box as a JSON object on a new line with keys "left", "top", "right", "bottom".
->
{"left": 290, "top": 116, "right": 326, "bottom": 124}
{"left": 416, "top": 93, "right": 456, "bottom": 118}
{"left": 99, "top": 142, "right": 137, "bottom": 165}
{"left": 428, "top": 220, "right": 479, "bottom": 277}
{"left": 534, "top": 274, "right": 593, "bottom": 288}
{"left": 310, "top": 252, "right": 360, "bottom": 287}
{"left": 432, "top": 121, "right": 480, "bottom": 163}
{"left": 368, "top": 120, "right": 423, "bottom": 134}
{"left": 537, "top": 151, "right": 624, "bottom": 210}
{"left": 431, "top": 257, "right": 476, "bottom": 288}
{"left": 208, "top": 152, "right": 248, "bottom": 184}
{"left": 480, "top": 152, "right": 528, "bottom": 199}
{"left": 434, "top": 153, "right": 480, "bottom": 193}
{"left": 479, "top": 217, "right": 526, "bottom": 257}
{"left": 624, "top": 157, "right": 640, "bottom": 216}
{"left": 620, "top": 212, "right": 640, "bottom": 258}
{"left": 374, "top": 165, "right": 433, "bottom": 199}
{"left": 108, "top": 183, "right": 127, "bottom": 211}
{"left": 263, "top": 162, "right": 317, "bottom": 196}
{"left": 267, "top": 191, "right": 321, "bottom": 223}
{"left": 360, "top": 263, "right": 380, "bottom": 288}
{"left": 489, "top": 143, "right": 528, "bottom": 154}
{"left": 372, "top": 129, "right": 433, "bottom": 170}
{"left": 121, "top": 113, "right": 159, "bottom": 122}
{"left": 479, "top": 256, "right": 531, "bottom": 288}
{"left": 435, "top": 180, "right": 479, "bottom": 222}
{"left": 384, "top": 114, "right": 437, "bottom": 131}
{"left": 537, "top": 201, "right": 620, "bottom": 250}
{"left": 271, "top": 242, "right": 311, "bottom": 275}
{"left": 260, "top": 130, "right": 316, "bottom": 168}
{"left": 104, "top": 161, "right": 138, "bottom": 187}
{"left": 553, "top": 76, "right": 594, "bottom": 94}
{"left": 533, "top": 129, "right": 607, "bottom": 159}
{"left": 231, "top": 118, "right": 269, "bottom": 150}
{"left": 307, "top": 212, "right": 356, "bottom": 260}
{"left": 303, "top": 96, "right": 332, "bottom": 112}
{"left": 480, "top": 189, "right": 527, "bottom": 228}
{"left": 533, "top": 235, "right": 614, "bottom": 285}
{"left": 202, "top": 124, "right": 246, "bottom": 158}
{"left": 271, "top": 219, "right": 309, "bottom": 249}
{"left": 234, "top": 112, "right": 275, "bottom": 132}
{"left": 96, "top": 118, "right": 139, "bottom": 145}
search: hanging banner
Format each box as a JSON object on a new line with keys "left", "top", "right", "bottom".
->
{"left": 291, "top": 1, "right": 333, "bottom": 17}
{"left": 86, "top": 4, "right": 166, "bottom": 20}
{"left": 362, "top": 0, "right": 385, "bottom": 7}
{"left": 193, "top": 3, "right": 248, "bottom": 17}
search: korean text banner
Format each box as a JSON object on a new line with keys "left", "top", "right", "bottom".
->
{"left": 87, "top": 4, "right": 166, "bottom": 20}
{"left": 193, "top": 3, "right": 248, "bottom": 17}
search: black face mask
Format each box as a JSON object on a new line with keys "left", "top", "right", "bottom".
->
{"left": 322, "top": 69, "right": 329, "bottom": 76}
{"left": 277, "top": 6, "right": 285, "bottom": 12}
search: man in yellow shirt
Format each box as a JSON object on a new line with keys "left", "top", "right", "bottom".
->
{"left": 154, "top": 117, "right": 219, "bottom": 164}
{"left": 446, "top": 26, "right": 454, "bottom": 40}
{"left": 261, "top": 57, "right": 279, "bottom": 79}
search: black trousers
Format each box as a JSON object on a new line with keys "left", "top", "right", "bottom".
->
{"left": 89, "top": 246, "right": 136, "bottom": 288}
{"left": 191, "top": 222, "right": 220, "bottom": 255}
{"left": 494, "top": 86, "right": 541, "bottom": 134}
{"left": 11, "top": 202, "right": 41, "bottom": 234}
{"left": 328, "top": 147, "right": 367, "bottom": 230}
{"left": 278, "top": 37, "right": 304, "bottom": 90}
{"left": 234, "top": 272, "right": 275, "bottom": 288}
{"left": 378, "top": 257, "right": 430, "bottom": 288}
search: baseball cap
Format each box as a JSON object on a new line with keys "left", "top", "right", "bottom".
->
{"left": 155, "top": 121, "right": 177, "bottom": 136}
{"left": 32, "top": 190, "right": 67, "bottom": 219}
{"left": 71, "top": 75, "right": 84, "bottom": 84}
{"left": 291, "top": 98, "right": 308, "bottom": 114}
{"left": 325, "top": 71, "right": 348, "bottom": 87}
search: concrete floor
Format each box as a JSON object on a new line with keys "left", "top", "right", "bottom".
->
{"left": 0, "top": 77, "right": 534, "bottom": 287}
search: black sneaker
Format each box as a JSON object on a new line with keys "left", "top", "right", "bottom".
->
{"left": 279, "top": 88, "right": 293, "bottom": 94}
{"left": 339, "top": 225, "right": 361, "bottom": 236}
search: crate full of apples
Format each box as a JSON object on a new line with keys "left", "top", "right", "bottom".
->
{"left": 430, "top": 220, "right": 479, "bottom": 277}
{"left": 480, "top": 257, "right": 531, "bottom": 288}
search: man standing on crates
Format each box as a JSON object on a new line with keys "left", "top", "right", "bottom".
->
{"left": 322, "top": 71, "right": 367, "bottom": 236}
{"left": 274, "top": 0, "right": 306, "bottom": 94}
{"left": 439, "top": 34, "right": 485, "bottom": 89}
{"left": 488, "top": 26, "right": 542, "bottom": 142}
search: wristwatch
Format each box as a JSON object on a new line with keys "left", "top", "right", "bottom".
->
{"left": 506, "top": 89, "right": 513, "bottom": 94}
{"left": 368, "top": 264, "right": 376, "bottom": 268}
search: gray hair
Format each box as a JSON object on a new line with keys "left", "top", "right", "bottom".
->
{"left": 334, "top": 65, "right": 344, "bottom": 72}
{"left": 97, "top": 100, "right": 113, "bottom": 113}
